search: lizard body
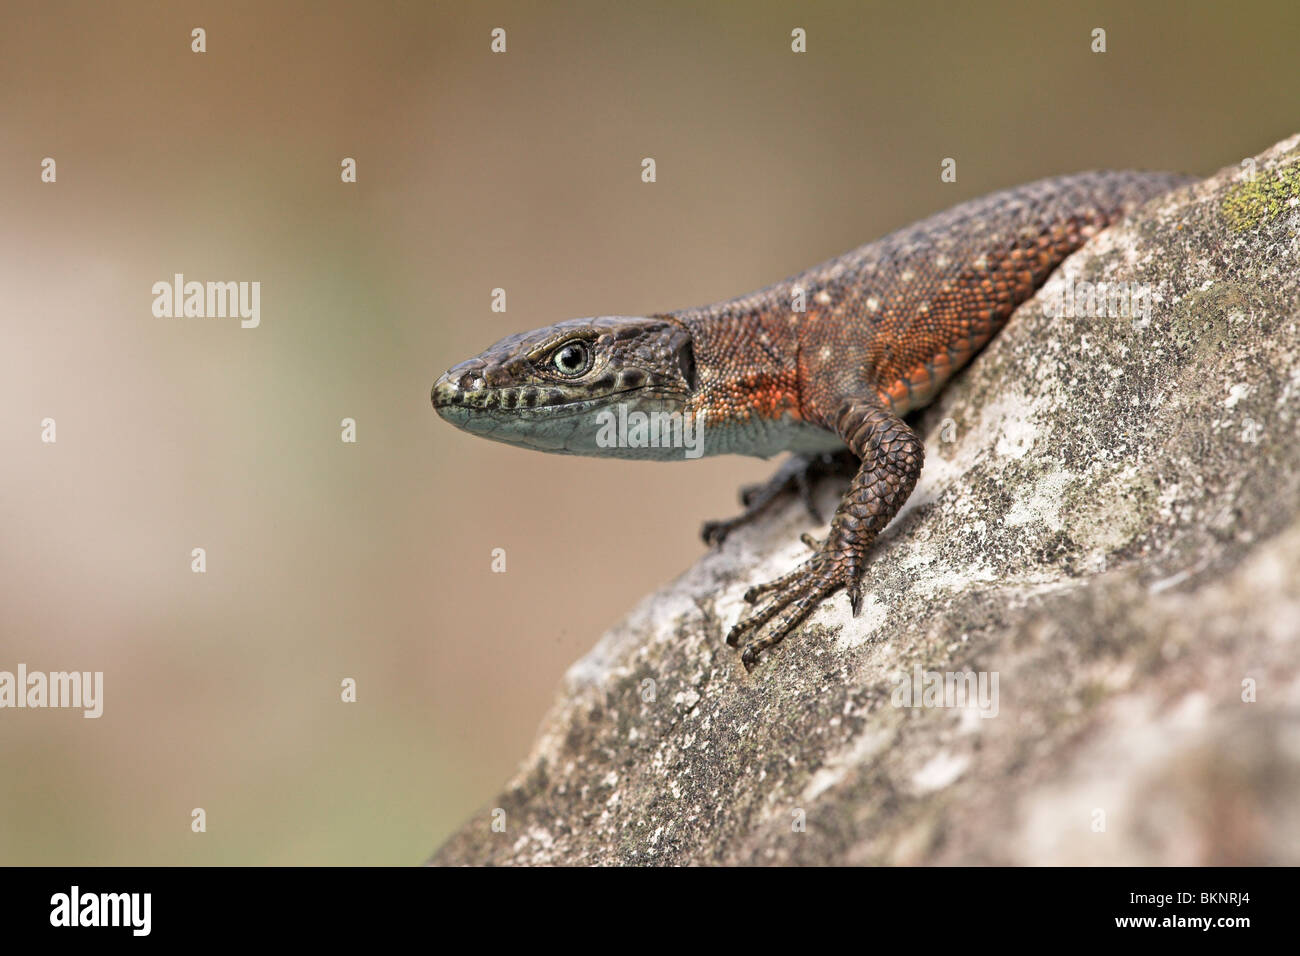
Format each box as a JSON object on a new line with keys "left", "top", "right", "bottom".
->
{"left": 433, "top": 171, "right": 1193, "bottom": 667}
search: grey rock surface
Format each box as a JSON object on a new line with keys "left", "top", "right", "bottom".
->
{"left": 432, "top": 135, "right": 1300, "bottom": 866}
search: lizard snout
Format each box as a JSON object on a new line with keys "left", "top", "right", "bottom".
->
{"left": 430, "top": 371, "right": 458, "bottom": 411}
{"left": 431, "top": 360, "right": 487, "bottom": 416}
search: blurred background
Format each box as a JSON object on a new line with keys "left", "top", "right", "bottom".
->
{"left": 0, "top": 0, "right": 1295, "bottom": 864}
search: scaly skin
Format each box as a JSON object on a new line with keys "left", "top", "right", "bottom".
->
{"left": 433, "top": 171, "right": 1193, "bottom": 668}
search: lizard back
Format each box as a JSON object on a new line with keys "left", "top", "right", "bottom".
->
{"left": 670, "top": 171, "right": 1193, "bottom": 439}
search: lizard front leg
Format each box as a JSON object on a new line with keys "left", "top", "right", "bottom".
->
{"left": 726, "top": 398, "right": 924, "bottom": 669}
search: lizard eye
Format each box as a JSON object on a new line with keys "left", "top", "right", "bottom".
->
{"left": 550, "top": 341, "right": 592, "bottom": 377}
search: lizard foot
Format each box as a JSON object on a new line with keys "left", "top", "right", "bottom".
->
{"left": 725, "top": 538, "right": 863, "bottom": 670}
{"left": 700, "top": 451, "right": 856, "bottom": 547}
{"left": 721, "top": 399, "right": 922, "bottom": 668}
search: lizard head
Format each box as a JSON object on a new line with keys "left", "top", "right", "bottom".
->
{"left": 432, "top": 315, "right": 701, "bottom": 457}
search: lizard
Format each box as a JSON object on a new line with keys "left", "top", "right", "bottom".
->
{"left": 432, "top": 171, "right": 1193, "bottom": 668}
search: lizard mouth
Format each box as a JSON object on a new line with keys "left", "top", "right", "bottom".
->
{"left": 434, "top": 385, "right": 696, "bottom": 447}
{"left": 432, "top": 379, "right": 688, "bottom": 429}
{"left": 432, "top": 383, "right": 694, "bottom": 454}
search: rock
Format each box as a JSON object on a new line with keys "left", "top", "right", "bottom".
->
{"left": 430, "top": 136, "right": 1300, "bottom": 866}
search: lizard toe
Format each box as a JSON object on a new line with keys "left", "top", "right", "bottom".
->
{"left": 700, "top": 519, "right": 732, "bottom": 548}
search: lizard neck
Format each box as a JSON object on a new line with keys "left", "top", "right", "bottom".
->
{"left": 671, "top": 298, "right": 845, "bottom": 458}
{"left": 674, "top": 296, "right": 801, "bottom": 419}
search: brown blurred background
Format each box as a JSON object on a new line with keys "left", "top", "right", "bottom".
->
{"left": 0, "top": 0, "right": 1295, "bottom": 864}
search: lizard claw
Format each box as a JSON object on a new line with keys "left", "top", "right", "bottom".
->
{"left": 741, "top": 564, "right": 804, "bottom": 604}
{"left": 848, "top": 582, "right": 863, "bottom": 616}
{"left": 700, "top": 519, "right": 732, "bottom": 548}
